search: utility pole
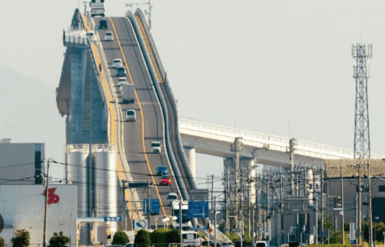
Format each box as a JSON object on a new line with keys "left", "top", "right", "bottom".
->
{"left": 179, "top": 199, "right": 182, "bottom": 247}
{"left": 211, "top": 174, "right": 214, "bottom": 214}
{"left": 340, "top": 165, "right": 345, "bottom": 245}
{"left": 43, "top": 160, "right": 50, "bottom": 247}
{"left": 214, "top": 196, "right": 217, "bottom": 247}
{"left": 320, "top": 169, "right": 324, "bottom": 244}
{"left": 231, "top": 137, "right": 243, "bottom": 229}
{"left": 289, "top": 138, "right": 297, "bottom": 197}
{"left": 313, "top": 167, "right": 318, "bottom": 245}
{"left": 148, "top": 179, "right": 151, "bottom": 228}
{"left": 358, "top": 163, "right": 362, "bottom": 244}
{"left": 226, "top": 166, "right": 230, "bottom": 233}
{"left": 280, "top": 172, "right": 284, "bottom": 244}
{"left": 368, "top": 161, "right": 373, "bottom": 247}
{"left": 257, "top": 175, "right": 261, "bottom": 240}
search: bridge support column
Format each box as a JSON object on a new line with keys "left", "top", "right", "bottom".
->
{"left": 89, "top": 63, "right": 107, "bottom": 143}
{"left": 183, "top": 146, "right": 196, "bottom": 181}
{"left": 70, "top": 47, "right": 88, "bottom": 144}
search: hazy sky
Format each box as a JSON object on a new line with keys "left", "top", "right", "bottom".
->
{"left": 2, "top": 0, "right": 385, "bottom": 188}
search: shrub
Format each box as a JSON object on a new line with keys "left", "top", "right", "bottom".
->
{"left": 150, "top": 228, "right": 169, "bottom": 244}
{"left": 49, "top": 232, "right": 70, "bottom": 247}
{"left": 134, "top": 229, "right": 151, "bottom": 247}
{"left": 165, "top": 229, "right": 180, "bottom": 244}
{"left": 112, "top": 231, "right": 129, "bottom": 245}
{"left": 0, "top": 236, "right": 4, "bottom": 247}
{"left": 11, "top": 229, "right": 30, "bottom": 247}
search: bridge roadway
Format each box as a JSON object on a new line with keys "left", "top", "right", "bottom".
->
{"left": 93, "top": 16, "right": 179, "bottom": 225}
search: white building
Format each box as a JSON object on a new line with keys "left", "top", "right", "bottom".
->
{"left": 0, "top": 185, "right": 77, "bottom": 246}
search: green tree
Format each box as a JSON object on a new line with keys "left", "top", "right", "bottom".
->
{"left": 112, "top": 231, "right": 129, "bottom": 245}
{"left": 11, "top": 229, "right": 30, "bottom": 247}
{"left": 49, "top": 232, "right": 70, "bottom": 247}
{"left": 0, "top": 236, "right": 4, "bottom": 247}
{"left": 165, "top": 229, "right": 180, "bottom": 244}
{"left": 150, "top": 228, "right": 168, "bottom": 245}
{"left": 134, "top": 229, "right": 151, "bottom": 247}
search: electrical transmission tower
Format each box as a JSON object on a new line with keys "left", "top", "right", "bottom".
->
{"left": 352, "top": 43, "right": 372, "bottom": 159}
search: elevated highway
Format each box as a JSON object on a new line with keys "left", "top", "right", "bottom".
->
{"left": 179, "top": 118, "right": 385, "bottom": 168}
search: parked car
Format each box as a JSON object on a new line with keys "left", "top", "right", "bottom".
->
{"left": 166, "top": 192, "right": 178, "bottom": 206}
{"left": 222, "top": 241, "right": 234, "bottom": 247}
{"left": 156, "top": 165, "right": 168, "bottom": 176}
{"left": 112, "top": 58, "right": 123, "bottom": 68}
{"left": 159, "top": 176, "right": 171, "bottom": 186}
{"left": 104, "top": 31, "right": 114, "bottom": 41}
{"left": 151, "top": 141, "right": 161, "bottom": 153}
{"left": 99, "top": 19, "right": 108, "bottom": 29}
{"left": 202, "top": 240, "right": 214, "bottom": 246}
{"left": 255, "top": 241, "right": 267, "bottom": 247}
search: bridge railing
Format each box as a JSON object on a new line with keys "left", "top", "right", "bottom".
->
{"left": 179, "top": 119, "right": 385, "bottom": 159}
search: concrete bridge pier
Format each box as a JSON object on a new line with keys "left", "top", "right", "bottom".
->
{"left": 183, "top": 146, "right": 196, "bottom": 181}
{"left": 89, "top": 64, "right": 107, "bottom": 144}
{"left": 70, "top": 47, "right": 88, "bottom": 144}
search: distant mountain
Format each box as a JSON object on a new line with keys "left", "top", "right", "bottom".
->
{"left": 0, "top": 64, "right": 65, "bottom": 163}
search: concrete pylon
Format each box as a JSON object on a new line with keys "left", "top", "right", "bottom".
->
{"left": 183, "top": 146, "right": 196, "bottom": 181}
{"left": 70, "top": 47, "right": 87, "bottom": 144}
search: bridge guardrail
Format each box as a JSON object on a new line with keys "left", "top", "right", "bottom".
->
{"left": 128, "top": 11, "right": 188, "bottom": 200}
{"left": 83, "top": 13, "right": 143, "bottom": 220}
{"left": 179, "top": 119, "right": 385, "bottom": 159}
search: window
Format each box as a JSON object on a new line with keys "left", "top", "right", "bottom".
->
{"left": 379, "top": 186, "right": 385, "bottom": 192}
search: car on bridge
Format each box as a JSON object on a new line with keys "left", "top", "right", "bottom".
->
{"left": 151, "top": 141, "right": 161, "bottom": 153}
{"left": 126, "top": 110, "right": 136, "bottom": 122}
{"left": 112, "top": 58, "right": 123, "bottom": 69}
{"left": 166, "top": 192, "right": 178, "bottom": 206}
{"left": 104, "top": 31, "right": 114, "bottom": 41}
{"left": 159, "top": 176, "right": 171, "bottom": 186}
{"left": 156, "top": 165, "right": 168, "bottom": 176}
{"left": 116, "top": 66, "right": 127, "bottom": 77}
{"left": 99, "top": 19, "right": 108, "bottom": 29}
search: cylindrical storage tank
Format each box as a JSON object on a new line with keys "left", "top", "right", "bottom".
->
{"left": 93, "top": 144, "right": 118, "bottom": 234}
{"left": 65, "top": 144, "right": 90, "bottom": 218}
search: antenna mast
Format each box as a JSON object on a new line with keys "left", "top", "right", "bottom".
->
{"left": 352, "top": 43, "right": 372, "bottom": 159}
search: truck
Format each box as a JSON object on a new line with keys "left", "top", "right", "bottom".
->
{"left": 121, "top": 83, "right": 134, "bottom": 104}
{"left": 90, "top": 0, "right": 105, "bottom": 17}
{"left": 172, "top": 200, "right": 192, "bottom": 230}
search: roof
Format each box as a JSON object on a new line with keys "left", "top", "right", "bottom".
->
{"left": 325, "top": 159, "right": 385, "bottom": 178}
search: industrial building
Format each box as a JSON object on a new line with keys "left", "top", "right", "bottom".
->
{"left": 0, "top": 138, "right": 45, "bottom": 185}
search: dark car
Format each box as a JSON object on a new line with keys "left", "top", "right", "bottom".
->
{"left": 156, "top": 165, "right": 168, "bottom": 176}
{"left": 99, "top": 19, "right": 108, "bottom": 29}
{"left": 202, "top": 240, "right": 214, "bottom": 246}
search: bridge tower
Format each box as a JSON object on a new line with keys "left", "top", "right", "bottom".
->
{"left": 352, "top": 43, "right": 372, "bottom": 159}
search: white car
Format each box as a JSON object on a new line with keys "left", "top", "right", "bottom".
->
{"left": 104, "top": 31, "right": 114, "bottom": 41}
{"left": 118, "top": 77, "right": 127, "bottom": 85}
{"left": 151, "top": 141, "right": 161, "bottom": 153}
{"left": 86, "top": 31, "right": 95, "bottom": 41}
{"left": 112, "top": 59, "right": 123, "bottom": 68}
{"left": 222, "top": 241, "right": 234, "bottom": 247}
{"left": 126, "top": 109, "right": 136, "bottom": 122}
{"left": 166, "top": 192, "right": 178, "bottom": 206}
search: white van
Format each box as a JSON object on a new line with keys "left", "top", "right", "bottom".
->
{"left": 104, "top": 31, "right": 114, "bottom": 41}
{"left": 126, "top": 110, "right": 136, "bottom": 122}
{"left": 255, "top": 241, "right": 267, "bottom": 247}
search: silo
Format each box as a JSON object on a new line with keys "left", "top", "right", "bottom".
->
{"left": 65, "top": 144, "right": 90, "bottom": 217}
{"left": 93, "top": 144, "right": 118, "bottom": 235}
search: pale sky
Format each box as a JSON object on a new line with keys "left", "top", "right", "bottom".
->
{"left": 1, "top": 0, "right": 385, "bottom": 188}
